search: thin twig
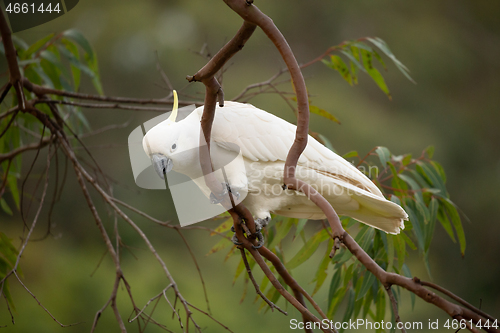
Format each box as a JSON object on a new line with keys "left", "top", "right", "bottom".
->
{"left": 187, "top": 302, "right": 235, "bottom": 333}
{"left": 175, "top": 228, "right": 212, "bottom": 315}
{"left": 386, "top": 285, "right": 407, "bottom": 333}
{"left": 239, "top": 247, "right": 287, "bottom": 315}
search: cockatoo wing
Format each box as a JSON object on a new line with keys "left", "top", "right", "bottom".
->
{"left": 204, "top": 102, "right": 380, "bottom": 194}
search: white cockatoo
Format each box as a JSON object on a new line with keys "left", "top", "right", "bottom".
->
{"left": 143, "top": 92, "right": 407, "bottom": 235}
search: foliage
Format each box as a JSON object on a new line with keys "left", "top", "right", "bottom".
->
{"left": 322, "top": 37, "right": 415, "bottom": 100}
{"left": 0, "top": 30, "right": 101, "bottom": 215}
{"left": 0, "top": 30, "right": 102, "bottom": 307}
{"left": 0, "top": 232, "right": 18, "bottom": 310}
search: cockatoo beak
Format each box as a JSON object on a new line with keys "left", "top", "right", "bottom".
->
{"left": 151, "top": 154, "right": 173, "bottom": 179}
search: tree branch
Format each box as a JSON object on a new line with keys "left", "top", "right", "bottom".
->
{"left": 0, "top": 10, "right": 25, "bottom": 110}
{"left": 22, "top": 78, "right": 201, "bottom": 106}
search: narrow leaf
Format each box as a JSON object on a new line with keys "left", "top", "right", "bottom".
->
{"left": 309, "top": 105, "right": 341, "bottom": 124}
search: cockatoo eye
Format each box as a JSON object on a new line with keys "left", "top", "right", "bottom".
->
{"left": 171, "top": 143, "right": 177, "bottom": 152}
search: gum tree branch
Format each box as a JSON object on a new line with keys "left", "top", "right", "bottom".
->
{"left": 418, "top": 279, "right": 497, "bottom": 323}
{"left": 22, "top": 78, "right": 201, "bottom": 107}
{"left": 35, "top": 99, "right": 176, "bottom": 112}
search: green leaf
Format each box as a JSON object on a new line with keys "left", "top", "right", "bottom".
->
{"left": 340, "top": 289, "right": 356, "bottom": 333}
{"left": 362, "top": 286, "right": 374, "bottom": 319}
{"left": 40, "top": 58, "right": 62, "bottom": 90}
{"left": 286, "top": 229, "right": 329, "bottom": 270}
{"left": 294, "top": 218, "right": 308, "bottom": 239}
{"left": 328, "top": 268, "right": 342, "bottom": 305}
{"left": 329, "top": 55, "right": 352, "bottom": 85}
{"left": 313, "top": 239, "right": 333, "bottom": 296}
{"left": 350, "top": 60, "right": 359, "bottom": 84}
{"left": 424, "top": 198, "right": 438, "bottom": 253}
{"left": 309, "top": 105, "right": 341, "bottom": 124}
{"left": 401, "top": 264, "right": 416, "bottom": 310}
{"left": 425, "top": 145, "right": 435, "bottom": 159}
{"left": 40, "top": 47, "right": 70, "bottom": 80}
{"left": 361, "top": 49, "right": 391, "bottom": 99}
{"left": 404, "top": 203, "right": 424, "bottom": 252}
{"left": 233, "top": 256, "right": 246, "bottom": 283}
{"left": 356, "top": 271, "right": 377, "bottom": 301}
{"left": 342, "top": 150, "right": 359, "bottom": 159}
{"left": 268, "top": 218, "right": 294, "bottom": 249}
{"left": 63, "top": 29, "right": 95, "bottom": 61}
{"left": 327, "top": 286, "right": 346, "bottom": 318}
{"left": 343, "top": 264, "right": 355, "bottom": 288}
{"left": 0, "top": 233, "right": 18, "bottom": 266}
{"left": 423, "top": 251, "right": 433, "bottom": 280}
{"left": 402, "top": 154, "right": 412, "bottom": 166}
{"left": 398, "top": 174, "right": 424, "bottom": 204}
{"left": 22, "top": 33, "right": 55, "bottom": 60}
{"left": 86, "top": 52, "right": 103, "bottom": 95}
{"left": 393, "top": 235, "right": 406, "bottom": 270}
{"left": 417, "top": 161, "right": 447, "bottom": 196}
{"left": 367, "top": 37, "right": 415, "bottom": 84}
{"left": 63, "top": 29, "right": 103, "bottom": 95}
{"left": 211, "top": 218, "right": 233, "bottom": 236}
{"left": 386, "top": 234, "right": 395, "bottom": 272}
{"left": 0, "top": 198, "right": 13, "bottom": 216}
{"left": 59, "top": 41, "right": 86, "bottom": 91}
{"left": 340, "top": 49, "right": 365, "bottom": 73}
{"left": 372, "top": 49, "right": 387, "bottom": 70}
{"left": 356, "top": 226, "right": 375, "bottom": 252}
{"left": 437, "top": 205, "right": 456, "bottom": 243}
{"left": 400, "top": 231, "right": 417, "bottom": 250}
{"left": 388, "top": 161, "right": 406, "bottom": 190}
{"left": 375, "top": 146, "right": 391, "bottom": 167}
{"left": 7, "top": 174, "right": 20, "bottom": 210}
{"left": 375, "top": 288, "right": 386, "bottom": 323}
{"left": 439, "top": 197, "right": 466, "bottom": 256}
{"left": 431, "top": 161, "right": 446, "bottom": 184}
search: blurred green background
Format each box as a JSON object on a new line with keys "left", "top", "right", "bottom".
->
{"left": 1, "top": 0, "right": 499, "bottom": 332}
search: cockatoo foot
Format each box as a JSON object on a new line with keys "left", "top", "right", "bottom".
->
{"left": 254, "top": 216, "right": 270, "bottom": 231}
{"left": 230, "top": 218, "right": 266, "bottom": 249}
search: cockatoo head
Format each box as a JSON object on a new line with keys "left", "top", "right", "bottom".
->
{"left": 142, "top": 91, "right": 200, "bottom": 179}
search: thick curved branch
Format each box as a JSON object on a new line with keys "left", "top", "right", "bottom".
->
{"left": 418, "top": 280, "right": 497, "bottom": 323}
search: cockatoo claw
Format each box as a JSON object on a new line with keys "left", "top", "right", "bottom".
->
{"left": 231, "top": 233, "right": 243, "bottom": 246}
{"left": 252, "top": 231, "right": 264, "bottom": 249}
